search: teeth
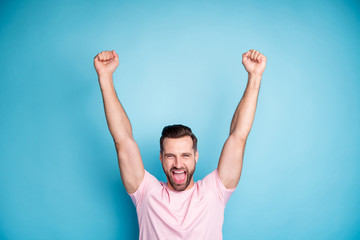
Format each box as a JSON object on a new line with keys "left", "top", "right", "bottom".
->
{"left": 173, "top": 171, "right": 185, "bottom": 173}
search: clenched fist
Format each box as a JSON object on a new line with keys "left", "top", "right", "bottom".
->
{"left": 94, "top": 50, "right": 119, "bottom": 77}
{"left": 242, "top": 49, "right": 267, "bottom": 77}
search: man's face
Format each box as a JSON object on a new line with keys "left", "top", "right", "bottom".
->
{"left": 160, "top": 136, "right": 199, "bottom": 191}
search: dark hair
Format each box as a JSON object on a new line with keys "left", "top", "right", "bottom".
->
{"left": 160, "top": 124, "right": 198, "bottom": 153}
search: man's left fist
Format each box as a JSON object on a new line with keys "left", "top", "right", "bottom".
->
{"left": 242, "top": 49, "right": 267, "bottom": 77}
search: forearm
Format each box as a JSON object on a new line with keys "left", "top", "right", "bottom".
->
{"left": 98, "top": 74, "right": 133, "bottom": 144}
{"left": 230, "top": 74, "right": 261, "bottom": 140}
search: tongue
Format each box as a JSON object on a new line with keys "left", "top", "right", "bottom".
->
{"left": 173, "top": 172, "right": 186, "bottom": 184}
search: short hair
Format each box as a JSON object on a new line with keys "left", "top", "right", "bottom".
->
{"left": 160, "top": 124, "right": 198, "bottom": 153}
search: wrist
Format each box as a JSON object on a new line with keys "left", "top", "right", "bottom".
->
{"left": 248, "top": 72, "right": 262, "bottom": 80}
{"left": 247, "top": 74, "right": 262, "bottom": 89}
{"left": 98, "top": 74, "right": 114, "bottom": 89}
{"left": 98, "top": 73, "right": 113, "bottom": 85}
{"left": 98, "top": 72, "right": 113, "bottom": 80}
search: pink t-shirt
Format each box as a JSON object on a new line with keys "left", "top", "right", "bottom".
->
{"left": 129, "top": 168, "right": 236, "bottom": 240}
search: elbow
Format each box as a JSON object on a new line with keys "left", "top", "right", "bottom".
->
{"left": 229, "top": 130, "right": 248, "bottom": 143}
{"left": 113, "top": 135, "right": 135, "bottom": 149}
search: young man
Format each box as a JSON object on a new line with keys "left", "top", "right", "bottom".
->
{"left": 94, "top": 49, "right": 267, "bottom": 239}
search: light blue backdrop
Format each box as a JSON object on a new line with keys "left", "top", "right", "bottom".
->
{"left": 1, "top": 0, "right": 359, "bottom": 239}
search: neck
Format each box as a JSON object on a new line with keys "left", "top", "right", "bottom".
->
{"left": 168, "top": 179, "right": 195, "bottom": 191}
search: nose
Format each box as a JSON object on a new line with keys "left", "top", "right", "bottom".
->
{"left": 174, "top": 158, "right": 183, "bottom": 169}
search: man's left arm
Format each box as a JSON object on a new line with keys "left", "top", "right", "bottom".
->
{"left": 218, "top": 49, "right": 267, "bottom": 189}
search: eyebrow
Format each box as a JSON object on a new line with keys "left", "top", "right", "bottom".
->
{"left": 164, "top": 153, "right": 175, "bottom": 157}
{"left": 182, "top": 152, "right": 192, "bottom": 156}
{"left": 164, "top": 152, "right": 193, "bottom": 156}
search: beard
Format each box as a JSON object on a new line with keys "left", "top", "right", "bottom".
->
{"left": 163, "top": 163, "right": 196, "bottom": 191}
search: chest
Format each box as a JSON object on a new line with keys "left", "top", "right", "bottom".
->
{"left": 139, "top": 187, "right": 223, "bottom": 228}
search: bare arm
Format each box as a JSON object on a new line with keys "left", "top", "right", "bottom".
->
{"left": 94, "top": 50, "right": 144, "bottom": 194}
{"left": 218, "top": 49, "right": 267, "bottom": 189}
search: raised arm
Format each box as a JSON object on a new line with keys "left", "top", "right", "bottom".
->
{"left": 94, "top": 50, "right": 144, "bottom": 194}
{"left": 218, "top": 49, "right": 267, "bottom": 189}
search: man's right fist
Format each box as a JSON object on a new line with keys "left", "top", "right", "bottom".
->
{"left": 94, "top": 50, "right": 119, "bottom": 77}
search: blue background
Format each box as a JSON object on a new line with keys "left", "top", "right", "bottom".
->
{"left": 1, "top": 0, "right": 359, "bottom": 239}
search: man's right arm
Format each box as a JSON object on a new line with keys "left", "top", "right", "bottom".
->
{"left": 94, "top": 50, "right": 145, "bottom": 194}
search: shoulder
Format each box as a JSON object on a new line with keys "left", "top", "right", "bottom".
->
{"left": 198, "top": 169, "right": 226, "bottom": 187}
{"left": 128, "top": 170, "right": 163, "bottom": 207}
{"left": 197, "top": 169, "right": 236, "bottom": 205}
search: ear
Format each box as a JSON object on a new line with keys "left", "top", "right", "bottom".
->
{"left": 159, "top": 151, "right": 163, "bottom": 163}
{"left": 195, "top": 150, "right": 199, "bottom": 163}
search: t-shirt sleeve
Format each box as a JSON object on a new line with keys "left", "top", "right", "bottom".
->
{"left": 203, "top": 168, "right": 236, "bottom": 206}
{"left": 128, "top": 170, "right": 160, "bottom": 208}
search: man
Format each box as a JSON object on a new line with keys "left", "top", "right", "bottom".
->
{"left": 94, "top": 49, "right": 267, "bottom": 239}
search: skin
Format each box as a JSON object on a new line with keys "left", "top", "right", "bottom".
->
{"left": 218, "top": 49, "right": 267, "bottom": 189}
{"left": 160, "top": 136, "right": 199, "bottom": 191}
{"left": 94, "top": 50, "right": 144, "bottom": 194}
{"left": 94, "top": 49, "right": 266, "bottom": 193}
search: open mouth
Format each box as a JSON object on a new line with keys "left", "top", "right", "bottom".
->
{"left": 172, "top": 170, "right": 186, "bottom": 184}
